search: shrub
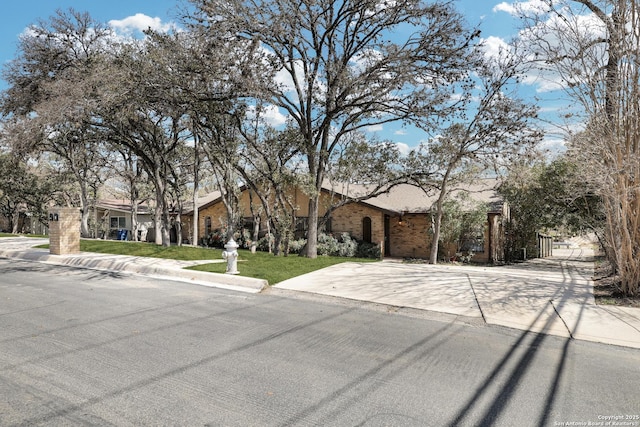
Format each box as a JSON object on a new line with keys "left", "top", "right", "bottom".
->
{"left": 202, "top": 229, "right": 226, "bottom": 248}
{"left": 317, "top": 232, "right": 337, "bottom": 256}
{"left": 337, "top": 233, "right": 358, "bottom": 257}
{"left": 235, "top": 228, "right": 253, "bottom": 249}
{"left": 288, "top": 238, "right": 307, "bottom": 255}
{"left": 201, "top": 228, "right": 252, "bottom": 249}
{"left": 355, "top": 241, "right": 382, "bottom": 259}
{"left": 256, "top": 234, "right": 274, "bottom": 252}
{"left": 251, "top": 232, "right": 379, "bottom": 258}
{"left": 317, "top": 232, "right": 358, "bottom": 257}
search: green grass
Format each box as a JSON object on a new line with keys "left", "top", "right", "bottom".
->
{"left": 81, "top": 239, "right": 225, "bottom": 260}
{"left": 31, "top": 238, "right": 377, "bottom": 284}
{"left": 188, "top": 250, "right": 377, "bottom": 285}
{"left": 34, "top": 239, "right": 224, "bottom": 261}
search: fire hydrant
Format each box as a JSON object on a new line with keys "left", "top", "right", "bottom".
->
{"left": 222, "top": 238, "right": 239, "bottom": 274}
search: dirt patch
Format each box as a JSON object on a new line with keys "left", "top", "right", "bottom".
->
{"left": 593, "top": 258, "right": 640, "bottom": 308}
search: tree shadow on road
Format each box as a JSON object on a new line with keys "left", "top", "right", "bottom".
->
{"left": 447, "top": 262, "right": 590, "bottom": 426}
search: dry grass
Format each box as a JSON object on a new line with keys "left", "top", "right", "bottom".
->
{"left": 593, "top": 258, "right": 640, "bottom": 308}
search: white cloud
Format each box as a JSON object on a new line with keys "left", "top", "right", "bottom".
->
{"left": 351, "top": 48, "right": 384, "bottom": 73}
{"left": 482, "top": 36, "right": 510, "bottom": 61}
{"left": 395, "top": 142, "right": 411, "bottom": 156}
{"left": 271, "top": 55, "right": 322, "bottom": 100}
{"left": 521, "top": 73, "right": 566, "bottom": 93}
{"left": 274, "top": 66, "right": 297, "bottom": 92}
{"left": 493, "top": 2, "right": 517, "bottom": 14}
{"left": 109, "top": 13, "right": 175, "bottom": 36}
{"left": 538, "top": 136, "right": 567, "bottom": 155}
{"left": 261, "top": 104, "right": 288, "bottom": 127}
{"left": 513, "top": 9, "right": 608, "bottom": 94}
{"left": 365, "top": 124, "right": 383, "bottom": 132}
{"left": 246, "top": 104, "right": 288, "bottom": 127}
{"left": 493, "top": 1, "right": 549, "bottom": 16}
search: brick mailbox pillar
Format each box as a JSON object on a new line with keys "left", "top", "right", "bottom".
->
{"left": 48, "top": 207, "right": 81, "bottom": 255}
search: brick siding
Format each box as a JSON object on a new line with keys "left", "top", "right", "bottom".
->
{"left": 48, "top": 207, "right": 80, "bottom": 255}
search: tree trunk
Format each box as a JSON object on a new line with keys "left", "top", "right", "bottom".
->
{"left": 175, "top": 213, "right": 183, "bottom": 246}
{"left": 305, "top": 195, "right": 319, "bottom": 258}
{"left": 153, "top": 204, "right": 163, "bottom": 245}
{"left": 11, "top": 210, "right": 19, "bottom": 234}
{"left": 160, "top": 205, "right": 171, "bottom": 247}
{"left": 149, "top": 167, "right": 171, "bottom": 247}
{"left": 429, "top": 208, "right": 443, "bottom": 264}
{"left": 131, "top": 199, "right": 139, "bottom": 242}
{"left": 192, "top": 129, "right": 199, "bottom": 247}
{"left": 272, "top": 221, "right": 282, "bottom": 256}
{"left": 251, "top": 218, "right": 259, "bottom": 253}
{"left": 224, "top": 201, "right": 235, "bottom": 241}
{"left": 192, "top": 188, "right": 198, "bottom": 247}
{"left": 429, "top": 167, "right": 453, "bottom": 264}
{"left": 79, "top": 188, "right": 91, "bottom": 238}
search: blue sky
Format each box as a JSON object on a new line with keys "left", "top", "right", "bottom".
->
{"left": 0, "top": 1, "right": 567, "bottom": 153}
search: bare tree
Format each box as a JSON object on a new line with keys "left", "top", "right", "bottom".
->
{"left": 323, "top": 131, "right": 403, "bottom": 221}
{"left": 405, "top": 50, "right": 542, "bottom": 264}
{"left": 515, "top": 0, "right": 640, "bottom": 295}
{"left": 236, "top": 124, "right": 303, "bottom": 256}
{"left": 195, "top": 109, "right": 244, "bottom": 241}
{"left": 108, "top": 147, "right": 153, "bottom": 241}
{"left": 150, "top": 29, "right": 258, "bottom": 245}
{"left": 96, "top": 37, "right": 190, "bottom": 246}
{"left": 0, "top": 9, "right": 112, "bottom": 237}
{"left": 187, "top": 0, "right": 480, "bottom": 258}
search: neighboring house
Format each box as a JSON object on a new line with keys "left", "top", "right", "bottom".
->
{"left": 0, "top": 206, "right": 48, "bottom": 235}
{"left": 95, "top": 200, "right": 154, "bottom": 241}
{"left": 184, "top": 179, "right": 510, "bottom": 263}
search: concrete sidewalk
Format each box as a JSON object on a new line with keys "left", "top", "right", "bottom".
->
{"left": 276, "top": 248, "right": 640, "bottom": 350}
{"left": 0, "top": 237, "right": 266, "bottom": 293}
{"left": 2, "top": 237, "right": 639, "bottom": 349}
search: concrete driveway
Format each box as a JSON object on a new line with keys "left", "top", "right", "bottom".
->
{"left": 279, "top": 261, "right": 483, "bottom": 318}
{"left": 276, "top": 249, "right": 640, "bottom": 349}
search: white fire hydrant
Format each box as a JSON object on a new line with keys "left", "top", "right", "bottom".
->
{"left": 222, "top": 238, "right": 240, "bottom": 274}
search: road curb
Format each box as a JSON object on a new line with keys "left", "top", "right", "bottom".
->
{"left": 0, "top": 249, "right": 267, "bottom": 293}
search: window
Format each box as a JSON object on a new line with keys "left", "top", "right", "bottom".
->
{"left": 204, "top": 216, "right": 212, "bottom": 235}
{"left": 362, "top": 217, "right": 372, "bottom": 243}
{"left": 110, "top": 216, "right": 126, "bottom": 229}
{"left": 460, "top": 236, "right": 484, "bottom": 253}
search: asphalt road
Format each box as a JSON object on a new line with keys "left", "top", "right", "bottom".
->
{"left": 1, "top": 259, "right": 639, "bottom": 427}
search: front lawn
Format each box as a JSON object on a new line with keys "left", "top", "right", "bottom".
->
{"left": 77, "top": 239, "right": 224, "bottom": 261}
{"left": 33, "top": 238, "right": 377, "bottom": 284}
{"left": 188, "top": 250, "right": 377, "bottom": 285}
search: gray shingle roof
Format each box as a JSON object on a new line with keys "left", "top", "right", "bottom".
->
{"left": 184, "top": 178, "right": 503, "bottom": 215}
{"left": 96, "top": 200, "right": 153, "bottom": 215}
{"left": 324, "top": 178, "right": 502, "bottom": 214}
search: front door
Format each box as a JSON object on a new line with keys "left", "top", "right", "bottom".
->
{"left": 384, "top": 215, "right": 391, "bottom": 257}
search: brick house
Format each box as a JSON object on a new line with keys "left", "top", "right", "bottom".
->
{"left": 185, "top": 178, "right": 509, "bottom": 263}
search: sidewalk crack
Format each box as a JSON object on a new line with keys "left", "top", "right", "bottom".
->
{"left": 549, "top": 299, "right": 574, "bottom": 339}
{"left": 466, "top": 274, "right": 486, "bottom": 324}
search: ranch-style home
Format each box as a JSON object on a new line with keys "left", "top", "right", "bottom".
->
{"left": 184, "top": 178, "right": 509, "bottom": 263}
{"left": 94, "top": 199, "right": 155, "bottom": 241}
